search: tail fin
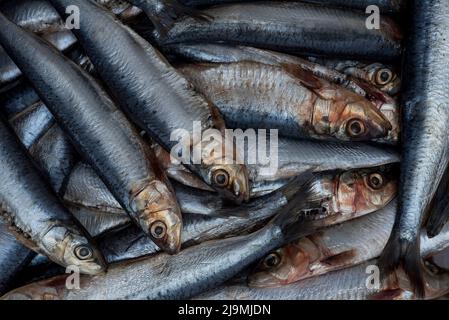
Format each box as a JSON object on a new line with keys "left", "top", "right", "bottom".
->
{"left": 379, "top": 233, "right": 425, "bottom": 298}
{"left": 268, "top": 172, "right": 328, "bottom": 244}
{"left": 143, "top": 1, "right": 212, "bottom": 36}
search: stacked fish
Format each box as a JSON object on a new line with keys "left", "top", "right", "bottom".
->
{"left": 0, "top": 0, "right": 448, "bottom": 300}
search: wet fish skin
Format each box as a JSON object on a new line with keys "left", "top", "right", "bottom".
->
{"left": 1, "top": 177, "right": 316, "bottom": 300}
{"left": 0, "top": 13, "right": 182, "bottom": 254}
{"left": 180, "top": 61, "right": 393, "bottom": 142}
{"left": 179, "top": 0, "right": 405, "bottom": 14}
{"left": 0, "top": 119, "right": 105, "bottom": 275}
{"left": 249, "top": 201, "right": 397, "bottom": 287}
{"left": 379, "top": 0, "right": 449, "bottom": 297}
{"left": 49, "top": 0, "right": 250, "bottom": 204}
{"left": 158, "top": 2, "right": 402, "bottom": 61}
{"left": 0, "top": 221, "right": 35, "bottom": 295}
{"left": 168, "top": 44, "right": 400, "bottom": 144}
{"left": 127, "top": 0, "right": 210, "bottom": 35}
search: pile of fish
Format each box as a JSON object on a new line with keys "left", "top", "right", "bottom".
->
{"left": 0, "top": 0, "right": 449, "bottom": 300}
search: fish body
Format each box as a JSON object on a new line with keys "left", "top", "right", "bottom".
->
{"left": 180, "top": 0, "right": 405, "bottom": 14}
{"left": 179, "top": 61, "right": 393, "bottom": 142}
{"left": 49, "top": 0, "right": 250, "bottom": 204}
{"left": 0, "top": 119, "right": 105, "bottom": 275}
{"left": 0, "top": 12, "right": 182, "bottom": 254}
{"left": 0, "top": 221, "right": 35, "bottom": 295}
{"left": 380, "top": 0, "right": 449, "bottom": 297}
{"left": 159, "top": 2, "right": 402, "bottom": 61}
{"left": 1, "top": 177, "right": 316, "bottom": 300}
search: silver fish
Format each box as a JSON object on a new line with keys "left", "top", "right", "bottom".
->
{"left": 0, "top": 119, "right": 105, "bottom": 275}
{"left": 158, "top": 2, "right": 402, "bottom": 61}
{"left": 379, "top": 0, "right": 449, "bottom": 297}
{"left": 0, "top": 13, "right": 183, "bottom": 254}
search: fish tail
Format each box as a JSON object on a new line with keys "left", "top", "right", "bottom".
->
{"left": 426, "top": 206, "right": 449, "bottom": 238}
{"left": 146, "top": 2, "right": 212, "bottom": 36}
{"left": 268, "top": 172, "right": 327, "bottom": 244}
{"left": 379, "top": 234, "right": 425, "bottom": 298}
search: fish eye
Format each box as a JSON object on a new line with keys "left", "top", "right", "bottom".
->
{"left": 150, "top": 221, "right": 167, "bottom": 239}
{"left": 212, "top": 169, "right": 229, "bottom": 187}
{"left": 375, "top": 68, "right": 394, "bottom": 85}
{"left": 74, "top": 245, "right": 93, "bottom": 260}
{"left": 262, "top": 252, "right": 282, "bottom": 269}
{"left": 368, "top": 173, "right": 384, "bottom": 189}
{"left": 346, "top": 119, "right": 366, "bottom": 138}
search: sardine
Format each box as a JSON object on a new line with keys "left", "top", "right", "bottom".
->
{"left": 158, "top": 2, "right": 402, "bottom": 61}
{"left": 49, "top": 0, "right": 250, "bottom": 204}
{"left": 194, "top": 260, "right": 447, "bottom": 300}
{"left": 100, "top": 165, "right": 396, "bottom": 263}
{"left": 0, "top": 13, "right": 183, "bottom": 254}
{"left": 0, "top": 177, "right": 318, "bottom": 300}
{"left": 179, "top": 61, "right": 394, "bottom": 142}
{"left": 379, "top": 0, "right": 449, "bottom": 297}
{"left": 0, "top": 221, "right": 35, "bottom": 295}
{"left": 249, "top": 201, "right": 398, "bottom": 287}
{"left": 308, "top": 58, "right": 401, "bottom": 96}
{"left": 179, "top": 0, "right": 405, "bottom": 14}
{"left": 168, "top": 44, "right": 400, "bottom": 143}
{"left": 0, "top": 119, "right": 105, "bottom": 275}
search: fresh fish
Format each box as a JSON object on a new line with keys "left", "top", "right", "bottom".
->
{"left": 0, "top": 221, "right": 35, "bottom": 295}
{"left": 179, "top": 61, "right": 393, "bottom": 142}
{"left": 127, "top": 0, "right": 210, "bottom": 35}
{"left": 0, "top": 82, "right": 40, "bottom": 117}
{"left": 426, "top": 165, "right": 449, "bottom": 238}
{"left": 195, "top": 259, "right": 449, "bottom": 300}
{"left": 249, "top": 201, "right": 398, "bottom": 287}
{"left": 0, "top": 13, "right": 183, "bottom": 254}
{"left": 0, "top": 119, "right": 105, "bottom": 275}
{"left": 0, "top": 177, "right": 318, "bottom": 300}
{"left": 308, "top": 58, "right": 401, "bottom": 96}
{"left": 168, "top": 44, "right": 400, "bottom": 143}
{"left": 179, "top": 0, "right": 405, "bottom": 14}
{"left": 99, "top": 165, "right": 396, "bottom": 263}
{"left": 158, "top": 2, "right": 402, "bottom": 61}
{"left": 50, "top": 0, "right": 250, "bottom": 204}
{"left": 379, "top": 0, "right": 449, "bottom": 297}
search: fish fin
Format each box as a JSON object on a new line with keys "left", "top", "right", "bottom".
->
{"left": 268, "top": 173, "right": 328, "bottom": 244}
{"left": 280, "top": 63, "right": 323, "bottom": 91}
{"left": 379, "top": 235, "right": 425, "bottom": 298}
{"left": 144, "top": 2, "right": 212, "bottom": 36}
{"left": 426, "top": 166, "right": 449, "bottom": 238}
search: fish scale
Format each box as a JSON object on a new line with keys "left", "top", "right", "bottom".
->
{"left": 160, "top": 2, "right": 401, "bottom": 60}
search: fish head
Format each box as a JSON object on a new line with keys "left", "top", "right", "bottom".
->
{"left": 248, "top": 238, "right": 320, "bottom": 287}
{"left": 366, "top": 64, "right": 401, "bottom": 96}
{"left": 130, "top": 180, "right": 182, "bottom": 254}
{"left": 40, "top": 224, "right": 106, "bottom": 275}
{"left": 196, "top": 163, "right": 250, "bottom": 204}
{"left": 334, "top": 98, "right": 393, "bottom": 141}
{"left": 334, "top": 165, "right": 397, "bottom": 215}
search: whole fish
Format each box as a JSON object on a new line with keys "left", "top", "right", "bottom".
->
{"left": 195, "top": 259, "right": 449, "bottom": 300}
{"left": 249, "top": 201, "right": 397, "bottom": 287}
{"left": 98, "top": 165, "right": 396, "bottom": 263}
{"left": 179, "top": 0, "right": 405, "bottom": 14}
{"left": 179, "top": 61, "right": 393, "bottom": 142}
{"left": 127, "top": 0, "right": 210, "bottom": 35}
{"left": 0, "top": 221, "right": 35, "bottom": 295}
{"left": 308, "top": 58, "right": 401, "bottom": 96}
{"left": 158, "top": 2, "right": 402, "bottom": 61}
{"left": 0, "top": 119, "right": 105, "bottom": 275}
{"left": 168, "top": 43, "right": 400, "bottom": 143}
{"left": 0, "top": 177, "right": 319, "bottom": 300}
{"left": 49, "top": 0, "right": 250, "bottom": 204}
{"left": 0, "top": 13, "right": 183, "bottom": 254}
{"left": 379, "top": 0, "right": 449, "bottom": 297}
